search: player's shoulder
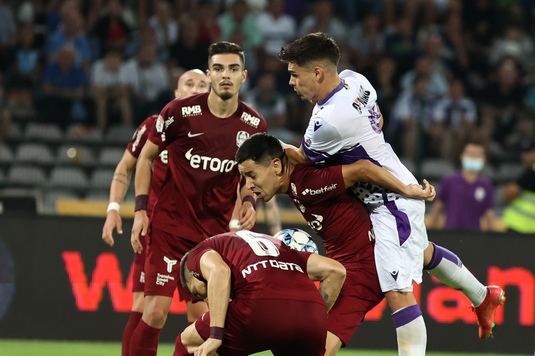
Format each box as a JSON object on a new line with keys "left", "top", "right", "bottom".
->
{"left": 164, "top": 92, "right": 208, "bottom": 112}
{"left": 239, "top": 100, "right": 265, "bottom": 120}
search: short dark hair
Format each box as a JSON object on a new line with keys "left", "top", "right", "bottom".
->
{"left": 208, "top": 41, "right": 245, "bottom": 66}
{"left": 235, "top": 133, "right": 285, "bottom": 166}
{"left": 179, "top": 250, "right": 193, "bottom": 296}
{"left": 278, "top": 32, "right": 341, "bottom": 68}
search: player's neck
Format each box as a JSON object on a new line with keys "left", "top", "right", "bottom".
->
{"left": 317, "top": 75, "right": 342, "bottom": 104}
{"left": 207, "top": 91, "right": 239, "bottom": 118}
{"left": 279, "top": 163, "right": 295, "bottom": 194}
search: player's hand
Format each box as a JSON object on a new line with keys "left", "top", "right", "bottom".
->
{"left": 102, "top": 210, "right": 122, "bottom": 247}
{"left": 406, "top": 179, "right": 436, "bottom": 202}
{"left": 238, "top": 201, "right": 256, "bottom": 231}
{"left": 194, "top": 338, "right": 222, "bottom": 356}
{"left": 131, "top": 210, "right": 148, "bottom": 254}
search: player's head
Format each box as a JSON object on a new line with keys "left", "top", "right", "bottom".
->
{"left": 460, "top": 141, "right": 486, "bottom": 173}
{"left": 236, "top": 133, "right": 287, "bottom": 202}
{"left": 175, "top": 69, "right": 209, "bottom": 98}
{"left": 180, "top": 251, "right": 207, "bottom": 300}
{"left": 278, "top": 32, "right": 341, "bottom": 103}
{"left": 207, "top": 41, "right": 247, "bottom": 101}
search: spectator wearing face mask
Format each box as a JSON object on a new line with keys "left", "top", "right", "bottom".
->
{"left": 427, "top": 142, "right": 497, "bottom": 231}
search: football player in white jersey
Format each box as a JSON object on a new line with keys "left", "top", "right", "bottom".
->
{"left": 278, "top": 32, "right": 505, "bottom": 355}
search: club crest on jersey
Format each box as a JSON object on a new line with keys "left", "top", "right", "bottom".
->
{"left": 236, "top": 131, "right": 250, "bottom": 147}
{"left": 156, "top": 115, "right": 165, "bottom": 133}
{"left": 240, "top": 112, "right": 261, "bottom": 128}
{"left": 182, "top": 105, "right": 202, "bottom": 117}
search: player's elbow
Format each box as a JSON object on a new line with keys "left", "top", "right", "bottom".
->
{"left": 328, "top": 260, "right": 346, "bottom": 286}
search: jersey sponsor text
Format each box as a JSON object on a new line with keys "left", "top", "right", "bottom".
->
{"left": 185, "top": 148, "right": 237, "bottom": 172}
{"left": 241, "top": 259, "right": 305, "bottom": 278}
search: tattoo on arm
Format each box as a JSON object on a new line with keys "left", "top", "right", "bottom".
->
{"left": 319, "top": 283, "right": 329, "bottom": 304}
{"left": 113, "top": 173, "right": 131, "bottom": 200}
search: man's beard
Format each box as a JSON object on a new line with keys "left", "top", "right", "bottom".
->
{"left": 215, "top": 88, "right": 234, "bottom": 101}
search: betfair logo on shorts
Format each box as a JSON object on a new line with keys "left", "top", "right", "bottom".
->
{"left": 241, "top": 260, "right": 304, "bottom": 278}
{"left": 185, "top": 148, "right": 237, "bottom": 173}
{"left": 156, "top": 273, "right": 175, "bottom": 286}
{"left": 302, "top": 183, "right": 337, "bottom": 196}
{"left": 182, "top": 105, "right": 202, "bottom": 117}
{"left": 240, "top": 112, "right": 261, "bottom": 128}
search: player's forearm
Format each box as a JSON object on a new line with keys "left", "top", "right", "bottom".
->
{"left": 109, "top": 159, "right": 134, "bottom": 203}
{"left": 135, "top": 156, "right": 153, "bottom": 196}
{"left": 319, "top": 271, "right": 345, "bottom": 312}
{"left": 264, "top": 199, "right": 282, "bottom": 235}
{"left": 343, "top": 160, "right": 409, "bottom": 195}
{"left": 284, "top": 144, "right": 312, "bottom": 166}
{"left": 206, "top": 266, "right": 231, "bottom": 328}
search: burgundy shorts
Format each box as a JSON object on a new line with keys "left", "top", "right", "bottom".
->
{"left": 144, "top": 226, "right": 198, "bottom": 299}
{"left": 131, "top": 235, "right": 148, "bottom": 292}
{"left": 195, "top": 298, "right": 327, "bottom": 356}
{"left": 328, "top": 264, "right": 384, "bottom": 346}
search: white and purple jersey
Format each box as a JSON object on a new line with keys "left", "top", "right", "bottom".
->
{"left": 302, "top": 70, "right": 418, "bottom": 206}
{"left": 301, "top": 70, "right": 428, "bottom": 293}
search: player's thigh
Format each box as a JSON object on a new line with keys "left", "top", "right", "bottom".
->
{"left": 144, "top": 227, "right": 195, "bottom": 298}
{"left": 370, "top": 199, "right": 428, "bottom": 292}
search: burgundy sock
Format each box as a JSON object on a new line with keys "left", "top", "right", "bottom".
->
{"left": 173, "top": 333, "right": 190, "bottom": 356}
{"left": 129, "top": 319, "right": 162, "bottom": 356}
{"left": 122, "top": 312, "right": 143, "bottom": 356}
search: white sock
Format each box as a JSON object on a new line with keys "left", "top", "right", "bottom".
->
{"left": 425, "top": 243, "right": 487, "bottom": 306}
{"left": 392, "top": 305, "right": 427, "bottom": 356}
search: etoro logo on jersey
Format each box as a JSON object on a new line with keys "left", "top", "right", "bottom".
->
{"left": 302, "top": 183, "right": 338, "bottom": 196}
{"left": 185, "top": 148, "right": 237, "bottom": 172}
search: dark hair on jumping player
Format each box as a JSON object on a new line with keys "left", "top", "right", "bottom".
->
{"left": 235, "top": 133, "right": 286, "bottom": 167}
{"left": 179, "top": 250, "right": 193, "bottom": 296}
{"left": 208, "top": 41, "right": 245, "bottom": 66}
{"left": 278, "top": 32, "right": 341, "bottom": 68}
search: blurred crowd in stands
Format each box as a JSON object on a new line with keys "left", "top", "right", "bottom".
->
{"left": 0, "top": 0, "right": 535, "bottom": 229}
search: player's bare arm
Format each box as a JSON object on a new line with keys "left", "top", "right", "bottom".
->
{"left": 238, "top": 183, "right": 257, "bottom": 230}
{"left": 282, "top": 142, "right": 313, "bottom": 166}
{"left": 102, "top": 151, "right": 137, "bottom": 247}
{"left": 131, "top": 140, "right": 159, "bottom": 254}
{"left": 197, "top": 250, "right": 231, "bottom": 355}
{"left": 305, "top": 254, "right": 346, "bottom": 312}
{"left": 341, "top": 160, "right": 436, "bottom": 201}
{"left": 264, "top": 198, "right": 282, "bottom": 235}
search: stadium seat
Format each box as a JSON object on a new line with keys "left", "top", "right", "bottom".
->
{"left": 7, "top": 121, "right": 23, "bottom": 139}
{"left": 0, "top": 142, "right": 14, "bottom": 163}
{"left": 89, "top": 168, "right": 115, "bottom": 189}
{"left": 40, "top": 189, "right": 79, "bottom": 215}
{"left": 56, "top": 144, "right": 97, "bottom": 166}
{"left": 48, "top": 166, "right": 89, "bottom": 189}
{"left": 105, "top": 125, "right": 135, "bottom": 145}
{"left": 8, "top": 165, "right": 47, "bottom": 186}
{"left": 496, "top": 162, "right": 525, "bottom": 183}
{"left": 98, "top": 147, "right": 126, "bottom": 167}
{"left": 24, "top": 122, "right": 63, "bottom": 142}
{"left": 15, "top": 142, "right": 55, "bottom": 164}
{"left": 66, "top": 124, "right": 104, "bottom": 143}
{"left": 421, "top": 158, "right": 456, "bottom": 181}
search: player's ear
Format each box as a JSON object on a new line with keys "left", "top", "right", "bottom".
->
{"left": 314, "top": 66, "right": 324, "bottom": 82}
{"left": 241, "top": 69, "right": 248, "bottom": 83}
{"left": 272, "top": 158, "right": 282, "bottom": 175}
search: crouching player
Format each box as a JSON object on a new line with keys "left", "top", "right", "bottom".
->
{"left": 175, "top": 230, "right": 346, "bottom": 356}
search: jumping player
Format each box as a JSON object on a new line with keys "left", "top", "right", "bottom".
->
{"left": 176, "top": 230, "right": 346, "bottom": 356}
{"left": 236, "top": 133, "right": 435, "bottom": 355}
{"left": 101, "top": 69, "right": 209, "bottom": 356}
{"left": 278, "top": 33, "right": 505, "bottom": 354}
{"left": 129, "top": 41, "right": 267, "bottom": 356}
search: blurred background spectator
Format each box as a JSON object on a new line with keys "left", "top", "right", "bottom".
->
{"left": 427, "top": 142, "right": 497, "bottom": 231}
{"left": 0, "top": 0, "right": 533, "bottom": 227}
{"left": 502, "top": 139, "right": 535, "bottom": 234}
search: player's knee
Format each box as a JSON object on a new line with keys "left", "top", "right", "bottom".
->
{"left": 143, "top": 305, "right": 168, "bottom": 327}
{"left": 385, "top": 291, "right": 418, "bottom": 313}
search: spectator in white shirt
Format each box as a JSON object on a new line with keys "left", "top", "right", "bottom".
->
{"left": 255, "top": 0, "right": 296, "bottom": 57}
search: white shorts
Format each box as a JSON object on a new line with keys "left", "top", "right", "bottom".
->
{"left": 368, "top": 197, "right": 429, "bottom": 293}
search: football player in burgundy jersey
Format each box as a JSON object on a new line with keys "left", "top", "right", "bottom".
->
{"left": 129, "top": 42, "right": 267, "bottom": 356}
{"left": 175, "top": 231, "right": 346, "bottom": 356}
{"left": 101, "top": 69, "right": 209, "bottom": 356}
{"left": 236, "top": 133, "right": 434, "bottom": 356}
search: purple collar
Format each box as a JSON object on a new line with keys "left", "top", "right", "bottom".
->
{"left": 318, "top": 79, "right": 345, "bottom": 106}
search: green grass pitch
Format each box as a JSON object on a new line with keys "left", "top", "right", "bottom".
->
{"left": 0, "top": 339, "right": 522, "bottom": 356}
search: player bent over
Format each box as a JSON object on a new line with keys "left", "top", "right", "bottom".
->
{"left": 175, "top": 230, "right": 346, "bottom": 356}
{"left": 236, "top": 133, "right": 434, "bottom": 355}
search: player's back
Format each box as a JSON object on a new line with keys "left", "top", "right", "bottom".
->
{"left": 303, "top": 69, "right": 417, "bottom": 205}
{"left": 188, "top": 231, "right": 324, "bottom": 305}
